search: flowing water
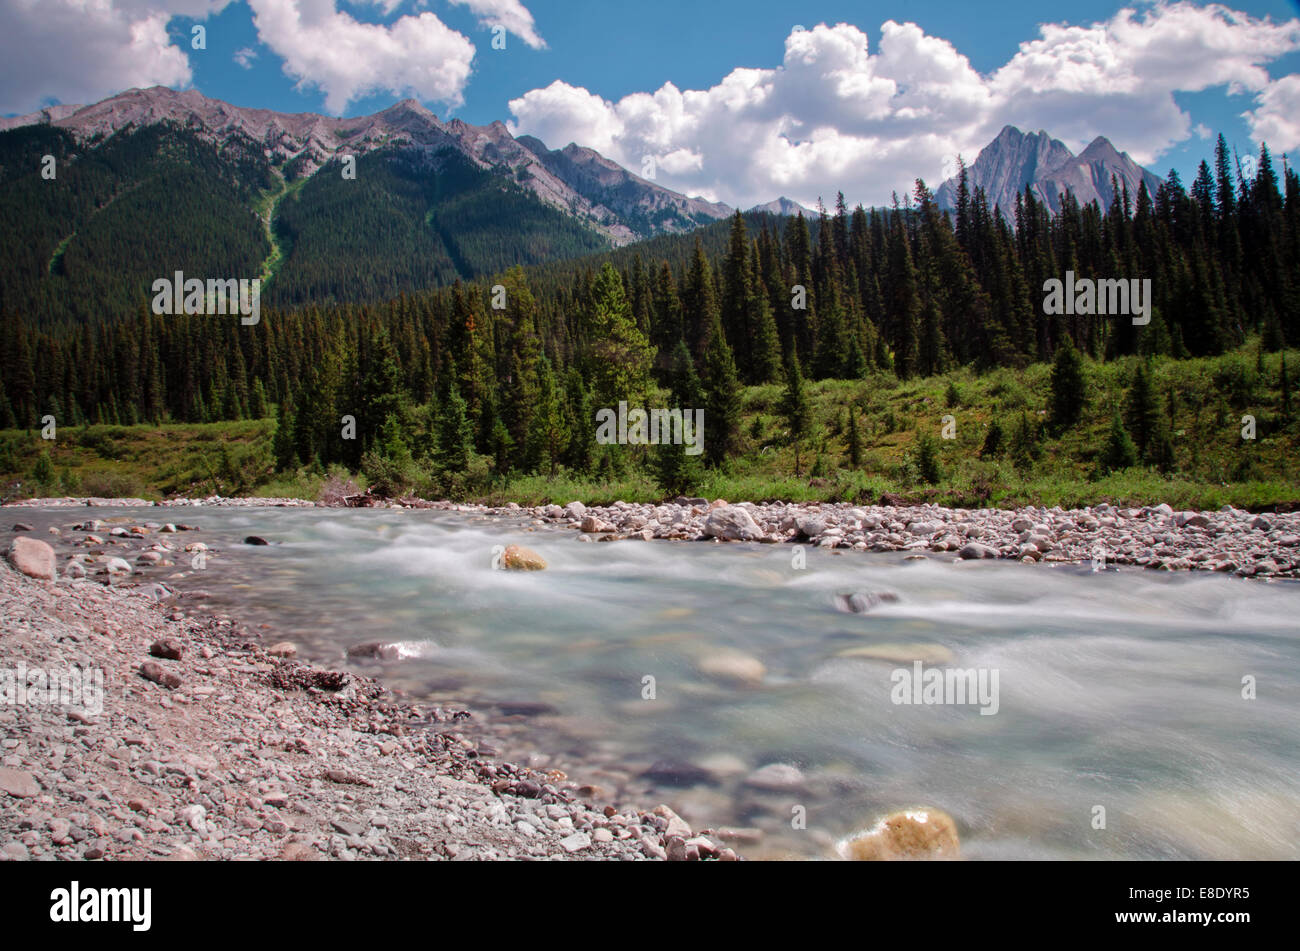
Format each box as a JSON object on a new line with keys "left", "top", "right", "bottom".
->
{"left": 31, "top": 505, "right": 1300, "bottom": 859}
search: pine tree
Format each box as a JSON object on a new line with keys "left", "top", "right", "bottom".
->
{"left": 587, "top": 262, "right": 654, "bottom": 409}
{"left": 846, "top": 409, "right": 862, "bottom": 468}
{"left": 1100, "top": 411, "right": 1140, "bottom": 473}
{"left": 1124, "top": 361, "right": 1163, "bottom": 460}
{"left": 915, "top": 432, "right": 943, "bottom": 484}
{"left": 1049, "top": 338, "right": 1087, "bottom": 430}
{"left": 702, "top": 318, "right": 742, "bottom": 468}
{"left": 434, "top": 379, "right": 473, "bottom": 475}
{"left": 525, "top": 356, "right": 569, "bottom": 477}
{"left": 778, "top": 353, "right": 812, "bottom": 476}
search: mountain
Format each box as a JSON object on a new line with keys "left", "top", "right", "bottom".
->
{"left": 0, "top": 87, "right": 735, "bottom": 324}
{"left": 747, "top": 197, "right": 813, "bottom": 217}
{"left": 0, "top": 86, "right": 731, "bottom": 245}
{"left": 934, "top": 125, "right": 1163, "bottom": 218}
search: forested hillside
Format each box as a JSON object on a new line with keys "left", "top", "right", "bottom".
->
{"left": 2, "top": 134, "right": 1297, "bottom": 507}
{"left": 0, "top": 123, "right": 611, "bottom": 325}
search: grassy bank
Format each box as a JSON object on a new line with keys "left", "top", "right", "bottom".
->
{"left": 4, "top": 344, "right": 1297, "bottom": 511}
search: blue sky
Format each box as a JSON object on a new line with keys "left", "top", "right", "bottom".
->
{"left": 3, "top": 1, "right": 1299, "bottom": 208}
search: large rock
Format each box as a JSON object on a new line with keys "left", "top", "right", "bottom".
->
{"left": 837, "top": 808, "right": 960, "bottom": 860}
{"left": 7, "top": 536, "right": 56, "bottom": 580}
{"left": 958, "top": 542, "right": 999, "bottom": 560}
{"left": 702, "top": 506, "right": 763, "bottom": 541}
{"left": 501, "top": 544, "right": 547, "bottom": 570}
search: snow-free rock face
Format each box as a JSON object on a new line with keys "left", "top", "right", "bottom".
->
{"left": 935, "top": 125, "right": 1163, "bottom": 219}
{"left": 0, "top": 86, "right": 730, "bottom": 245}
{"left": 747, "top": 197, "right": 814, "bottom": 217}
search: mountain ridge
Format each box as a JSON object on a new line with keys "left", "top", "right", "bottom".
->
{"left": 934, "top": 125, "right": 1163, "bottom": 218}
{"left": 0, "top": 86, "right": 732, "bottom": 245}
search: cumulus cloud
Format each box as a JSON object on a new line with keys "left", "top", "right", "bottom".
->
{"left": 0, "top": 0, "right": 231, "bottom": 115}
{"left": 448, "top": 0, "right": 545, "bottom": 48}
{"left": 247, "top": 0, "right": 477, "bottom": 113}
{"left": 1244, "top": 74, "right": 1300, "bottom": 152}
{"left": 508, "top": 3, "right": 1300, "bottom": 209}
{"left": 233, "top": 46, "right": 258, "bottom": 69}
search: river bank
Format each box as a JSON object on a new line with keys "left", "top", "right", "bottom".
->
{"left": 10, "top": 493, "right": 1300, "bottom": 579}
{"left": 0, "top": 557, "right": 737, "bottom": 862}
{"left": 4, "top": 498, "right": 1299, "bottom": 861}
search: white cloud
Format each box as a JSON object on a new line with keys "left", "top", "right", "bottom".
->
{"left": 247, "top": 0, "right": 477, "bottom": 114}
{"left": 0, "top": 0, "right": 231, "bottom": 115}
{"left": 508, "top": 3, "right": 1300, "bottom": 209}
{"left": 448, "top": 0, "right": 545, "bottom": 49}
{"left": 233, "top": 46, "right": 258, "bottom": 69}
{"left": 1244, "top": 74, "right": 1300, "bottom": 152}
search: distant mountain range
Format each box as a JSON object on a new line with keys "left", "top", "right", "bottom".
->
{"left": 935, "top": 125, "right": 1163, "bottom": 218}
{"left": 0, "top": 86, "right": 733, "bottom": 246}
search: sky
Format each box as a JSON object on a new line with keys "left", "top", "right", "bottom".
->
{"left": 2, "top": 0, "right": 1299, "bottom": 210}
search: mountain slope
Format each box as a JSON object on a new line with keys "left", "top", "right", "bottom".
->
{"left": 935, "top": 125, "right": 1162, "bottom": 217}
{"left": 1, "top": 86, "right": 731, "bottom": 245}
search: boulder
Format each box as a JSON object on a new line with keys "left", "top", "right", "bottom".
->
{"left": 837, "top": 808, "right": 960, "bottom": 861}
{"left": 501, "top": 544, "right": 547, "bottom": 570}
{"left": 957, "top": 542, "right": 999, "bottom": 560}
{"left": 7, "top": 536, "right": 56, "bottom": 580}
{"left": 702, "top": 505, "right": 763, "bottom": 541}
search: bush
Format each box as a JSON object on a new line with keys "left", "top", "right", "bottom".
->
{"left": 362, "top": 449, "right": 420, "bottom": 498}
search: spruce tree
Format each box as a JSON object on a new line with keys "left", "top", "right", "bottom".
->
{"left": 779, "top": 353, "right": 812, "bottom": 475}
{"left": 1100, "top": 411, "right": 1139, "bottom": 473}
{"left": 1048, "top": 338, "right": 1087, "bottom": 430}
{"left": 702, "top": 319, "right": 742, "bottom": 468}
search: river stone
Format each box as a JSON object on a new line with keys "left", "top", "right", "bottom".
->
{"left": 702, "top": 505, "right": 763, "bottom": 541}
{"left": 698, "top": 652, "right": 765, "bottom": 686}
{"left": 502, "top": 544, "right": 547, "bottom": 570}
{"left": 345, "top": 640, "right": 433, "bottom": 662}
{"left": 243, "top": 535, "right": 269, "bottom": 545}
{"left": 744, "top": 763, "right": 806, "bottom": 792}
{"left": 0, "top": 768, "right": 40, "bottom": 798}
{"left": 958, "top": 542, "right": 999, "bottom": 560}
{"left": 837, "top": 808, "right": 960, "bottom": 861}
{"left": 838, "top": 643, "right": 956, "bottom": 665}
{"left": 640, "top": 760, "right": 714, "bottom": 787}
{"left": 139, "top": 662, "right": 182, "bottom": 689}
{"left": 834, "top": 591, "right": 900, "bottom": 614}
{"left": 7, "top": 537, "right": 56, "bottom": 580}
{"left": 580, "top": 515, "right": 612, "bottom": 533}
{"left": 564, "top": 501, "right": 586, "bottom": 519}
{"left": 794, "top": 515, "right": 827, "bottom": 538}
{"left": 150, "top": 639, "right": 183, "bottom": 661}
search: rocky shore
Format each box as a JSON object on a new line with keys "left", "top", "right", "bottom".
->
{"left": 10, "top": 494, "right": 1300, "bottom": 579}
{"left": 0, "top": 558, "right": 739, "bottom": 862}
